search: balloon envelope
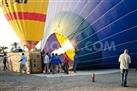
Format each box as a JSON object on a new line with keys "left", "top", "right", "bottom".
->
{"left": 42, "top": 0, "right": 137, "bottom": 69}
{"left": 0, "top": 0, "right": 49, "bottom": 50}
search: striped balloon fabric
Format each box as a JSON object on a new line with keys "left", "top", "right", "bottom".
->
{"left": 0, "top": 0, "right": 49, "bottom": 50}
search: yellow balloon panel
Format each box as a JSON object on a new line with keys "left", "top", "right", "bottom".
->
{"left": 66, "top": 49, "right": 75, "bottom": 61}
{"left": 56, "top": 33, "right": 75, "bottom": 61}
{"left": 56, "top": 33, "right": 67, "bottom": 46}
{"left": 9, "top": 20, "right": 45, "bottom": 41}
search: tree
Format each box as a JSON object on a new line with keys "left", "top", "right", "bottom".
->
{"left": 10, "top": 42, "right": 23, "bottom": 52}
{"left": 0, "top": 46, "right": 8, "bottom": 54}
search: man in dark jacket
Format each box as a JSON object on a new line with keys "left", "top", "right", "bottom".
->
{"left": 73, "top": 52, "right": 78, "bottom": 73}
{"left": 3, "top": 53, "right": 8, "bottom": 71}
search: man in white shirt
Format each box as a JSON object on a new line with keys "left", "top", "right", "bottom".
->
{"left": 44, "top": 53, "right": 50, "bottom": 73}
{"left": 119, "top": 49, "right": 131, "bottom": 87}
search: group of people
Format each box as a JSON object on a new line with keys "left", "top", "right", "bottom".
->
{"left": 18, "top": 49, "right": 133, "bottom": 87}
{"left": 43, "top": 52, "right": 78, "bottom": 74}
{"left": 2, "top": 53, "right": 27, "bottom": 74}
{"left": 1, "top": 49, "right": 133, "bottom": 87}
{"left": 2, "top": 52, "right": 78, "bottom": 74}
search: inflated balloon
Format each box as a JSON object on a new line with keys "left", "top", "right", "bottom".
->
{"left": 0, "top": 0, "right": 49, "bottom": 50}
{"left": 43, "top": 0, "right": 137, "bottom": 69}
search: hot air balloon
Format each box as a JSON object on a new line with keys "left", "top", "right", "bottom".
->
{"left": 42, "top": 0, "right": 137, "bottom": 69}
{"left": 0, "top": 0, "right": 49, "bottom": 50}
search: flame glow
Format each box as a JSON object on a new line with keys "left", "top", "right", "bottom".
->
{"left": 52, "top": 40, "right": 74, "bottom": 55}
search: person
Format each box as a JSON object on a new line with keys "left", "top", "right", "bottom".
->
{"left": 19, "top": 53, "right": 27, "bottom": 74}
{"left": 73, "top": 52, "right": 79, "bottom": 73}
{"left": 54, "top": 53, "right": 62, "bottom": 73}
{"left": 119, "top": 49, "right": 131, "bottom": 87}
{"left": 3, "top": 53, "right": 8, "bottom": 71}
{"left": 63, "top": 54, "right": 69, "bottom": 74}
{"left": 51, "top": 53, "right": 56, "bottom": 74}
{"left": 43, "top": 53, "right": 50, "bottom": 73}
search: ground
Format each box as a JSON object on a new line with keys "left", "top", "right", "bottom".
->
{"left": 0, "top": 61, "right": 137, "bottom": 91}
{"left": 0, "top": 68, "right": 137, "bottom": 91}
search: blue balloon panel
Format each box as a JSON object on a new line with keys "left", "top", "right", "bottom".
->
{"left": 42, "top": 0, "right": 137, "bottom": 69}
